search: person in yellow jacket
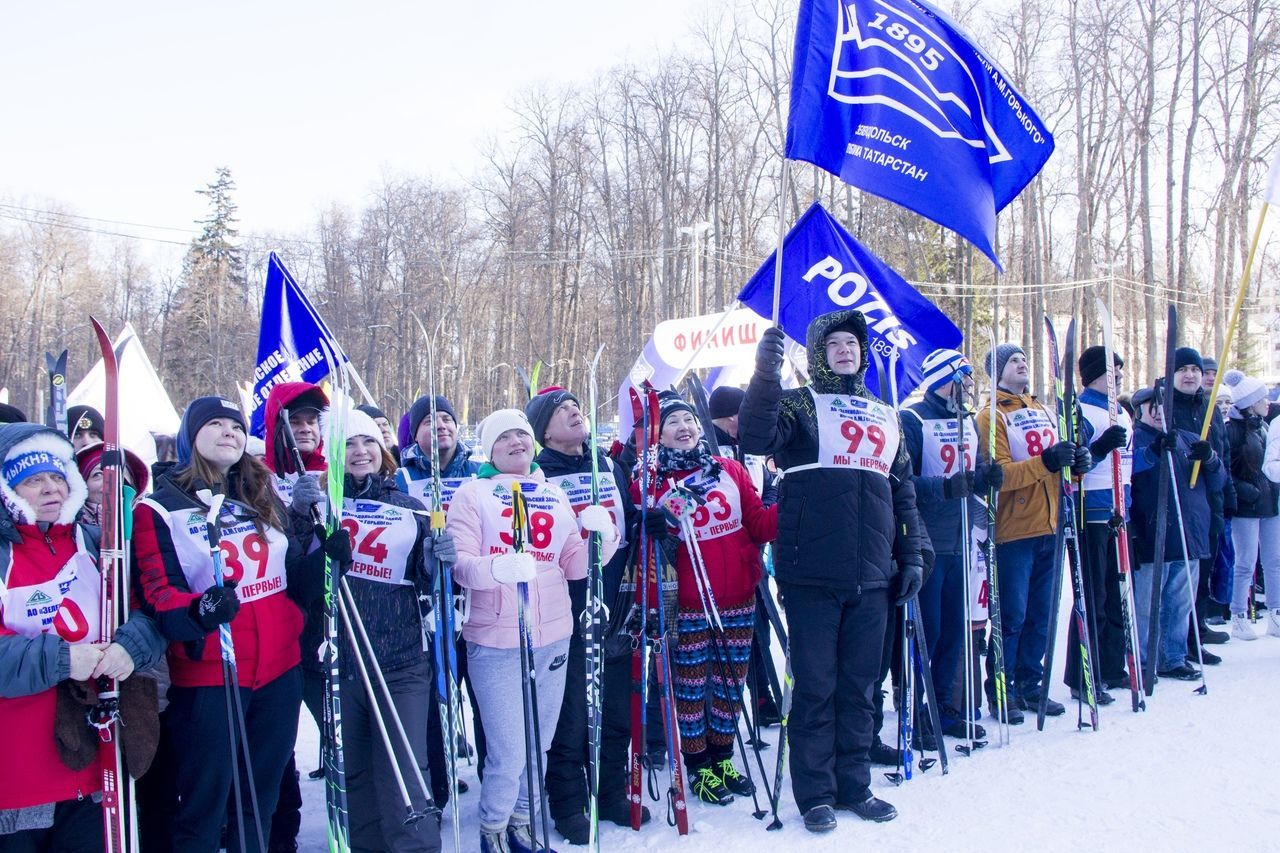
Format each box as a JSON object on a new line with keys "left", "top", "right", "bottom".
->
{"left": 976, "top": 344, "right": 1091, "bottom": 724}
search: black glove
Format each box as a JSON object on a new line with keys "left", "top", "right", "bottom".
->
{"left": 191, "top": 583, "right": 240, "bottom": 631}
{"left": 1189, "top": 440, "right": 1214, "bottom": 462}
{"left": 942, "top": 470, "right": 974, "bottom": 500}
{"left": 755, "top": 327, "right": 786, "bottom": 378}
{"left": 1040, "top": 441, "right": 1076, "bottom": 473}
{"left": 321, "top": 526, "right": 353, "bottom": 571}
{"left": 643, "top": 510, "right": 671, "bottom": 541}
{"left": 1090, "top": 425, "right": 1128, "bottom": 458}
{"left": 975, "top": 461, "right": 1004, "bottom": 492}
{"left": 1156, "top": 432, "right": 1179, "bottom": 454}
{"left": 894, "top": 563, "right": 923, "bottom": 605}
{"left": 1070, "top": 443, "right": 1093, "bottom": 477}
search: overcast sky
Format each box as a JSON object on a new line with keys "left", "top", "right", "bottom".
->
{"left": 1, "top": 0, "right": 706, "bottom": 247}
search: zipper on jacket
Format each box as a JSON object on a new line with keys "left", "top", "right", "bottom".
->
{"left": 44, "top": 531, "right": 56, "bottom": 555}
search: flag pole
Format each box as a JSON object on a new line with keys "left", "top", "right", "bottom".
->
{"left": 1189, "top": 202, "right": 1270, "bottom": 486}
{"left": 771, "top": 160, "right": 791, "bottom": 325}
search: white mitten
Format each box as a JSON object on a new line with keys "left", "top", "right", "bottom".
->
{"left": 491, "top": 552, "right": 537, "bottom": 584}
{"left": 578, "top": 504, "right": 615, "bottom": 538}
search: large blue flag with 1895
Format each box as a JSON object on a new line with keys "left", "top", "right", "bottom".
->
{"left": 787, "top": 0, "right": 1054, "bottom": 267}
{"left": 248, "top": 252, "right": 346, "bottom": 437}
{"left": 737, "top": 201, "right": 961, "bottom": 400}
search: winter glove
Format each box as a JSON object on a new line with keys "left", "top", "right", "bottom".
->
{"left": 942, "top": 471, "right": 974, "bottom": 500}
{"left": 894, "top": 563, "right": 923, "bottom": 606}
{"left": 191, "top": 583, "right": 240, "bottom": 632}
{"left": 1070, "top": 443, "right": 1093, "bottom": 477}
{"left": 321, "top": 526, "right": 353, "bottom": 567}
{"left": 579, "top": 505, "right": 615, "bottom": 539}
{"left": 1189, "top": 440, "right": 1214, "bottom": 462}
{"left": 1156, "top": 432, "right": 1180, "bottom": 454}
{"left": 1040, "top": 441, "right": 1076, "bottom": 473}
{"left": 426, "top": 531, "right": 457, "bottom": 565}
{"left": 491, "top": 552, "right": 537, "bottom": 584}
{"left": 643, "top": 510, "right": 671, "bottom": 541}
{"left": 975, "top": 461, "right": 1004, "bottom": 492}
{"left": 1090, "top": 425, "right": 1128, "bottom": 459}
{"left": 754, "top": 327, "right": 786, "bottom": 378}
{"left": 290, "top": 474, "right": 325, "bottom": 518}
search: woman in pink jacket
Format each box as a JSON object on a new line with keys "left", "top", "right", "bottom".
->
{"left": 446, "top": 409, "right": 618, "bottom": 853}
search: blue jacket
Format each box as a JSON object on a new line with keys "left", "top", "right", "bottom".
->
{"left": 397, "top": 441, "right": 481, "bottom": 487}
{"left": 1130, "top": 421, "right": 1225, "bottom": 563}
{"left": 902, "top": 391, "right": 987, "bottom": 555}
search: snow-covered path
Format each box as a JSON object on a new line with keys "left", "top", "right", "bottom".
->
{"left": 297, "top": 625, "right": 1280, "bottom": 852}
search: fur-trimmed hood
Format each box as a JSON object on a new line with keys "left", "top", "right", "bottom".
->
{"left": 806, "top": 309, "right": 871, "bottom": 396}
{"left": 0, "top": 423, "right": 88, "bottom": 540}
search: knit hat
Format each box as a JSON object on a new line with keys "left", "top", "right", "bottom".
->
{"left": 0, "top": 426, "right": 86, "bottom": 526}
{"left": 921, "top": 348, "right": 971, "bottom": 392}
{"left": 408, "top": 395, "right": 459, "bottom": 438}
{"left": 66, "top": 405, "right": 105, "bottom": 440}
{"left": 1202, "top": 357, "right": 1218, "bottom": 373}
{"left": 708, "top": 386, "right": 745, "bottom": 419}
{"left": 1174, "top": 347, "right": 1203, "bottom": 372}
{"left": 0, "top": 403, "right": 26, "bottom": 424}
{"left": 477, "top": 409, "right": 534, "bottom": 460}
{"left": 177, "top": 396, "right": 247, "bottom": 466}
{"left": 524, "top": 387, "right": 579, "bottom": 445}
{"left": 1224, "top": 369, "right": 1268, "bottom": 413}
{"left": 983, "top": 343, "right": 1024, "bottom": 379}
{"left": 324, "top": 406, "right": 386, "bottom": 451}
{"left": 245, "top": 436, "right": 267, "bottom": 458}
{"left": 355, "top": 403, "right": 389, "bottom": 422}
{"left": 658, "top": 393, "right": 697, "bottom": 430}
{"left": 1078, "top": 345, "right": 1124, "bottom": 386}
{"left": 75, "top": 442, "right": 150, "bottom": 495}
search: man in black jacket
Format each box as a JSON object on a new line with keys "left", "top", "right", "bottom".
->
{"left": 525, "top": 386, "right": 648, "bottom": 844}
{"left": 740, "top": 309, "right": 925, "bottom": 834}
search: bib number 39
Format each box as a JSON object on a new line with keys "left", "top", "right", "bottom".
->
{"left": 219, "top": 533, "right": 268, "bottom": 584}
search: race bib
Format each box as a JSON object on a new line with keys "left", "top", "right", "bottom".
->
{"left": 0, "top": 549, "right": 101, "bottom": 643}
{"left": 970, "top": 536, "right": 989, "bottom": 622}
{"left": 917, "top": 415, "right": 976, "bottom": 479}
{"left": 553, "top": 471, "right": 627, "bottom": 547}
{"left": 661, "top": 469, "right": 744, "bottom": 543}
{"left": 1001, "top": 407, "right": 1057, "bottom": 462}
{"left": 809, "top": 390, "right": 901, "bottom": 477}
{"left": 340, "top": 498, "right": 420, "bottom": 586}
{"left": 403, "top": 476, "right": 469, "bottom": 513}
{"left": 477, "top": 480, "right": 579, "bottom": 567}
{"left": 159, "top": 502, "right": 290, "bottom": 605}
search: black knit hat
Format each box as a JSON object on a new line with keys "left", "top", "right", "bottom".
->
{"left": 1078, "top": 345, "right": 1123, "bottom": 386}
{"left": 355, "top": 403, "right": 388, "bottom": 422}
{"left": 408, "top": 395, "right": 458, "bottom": 438}
{"left": 708, "top": 386, "right": 745, "bottom": 420}
{"left": 658, "top": 393, "right": 697, "bottom": 429}
{"left": 66, "top": 405, "right": 105, "bottom": 440}
{"left": 524, "top": 387, "right": 579, "bottom": 445}
{"left": 177, "top": 396, "right": 247, "bottom": 465}
{"left": 0, "top": 403, "right": 26, "bottom": 424}
{"left": 1174, "top": 347, "right": 1203, "bottom": 372}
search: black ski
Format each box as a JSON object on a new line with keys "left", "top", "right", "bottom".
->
{"left": 44, "top": 350, "right": 68, "bottom": 434}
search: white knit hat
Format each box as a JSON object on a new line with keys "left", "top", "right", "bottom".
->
{"left": 1224, "top": 369, "right": 1268, "bottom": 414}
{"left": 478, "top": 409, "right": 534, "bottom": 459}
{"left": 321, "top": 406, "right": 386, "bottom": 451}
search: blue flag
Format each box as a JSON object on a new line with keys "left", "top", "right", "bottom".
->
{"left": 737, "top": 201, "right": 961, "bottom": 399}
{"left": 249, "top": 253, "right": 344, "bottom": 436}
{"left": 786, "top": 0, "right": 1054, "bottom": 266}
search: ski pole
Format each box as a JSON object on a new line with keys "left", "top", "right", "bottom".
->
{"left": 1167, "top": 452, "right": 1209, "bottom": 695}
{"left": 199, "top": 491, "right": 267, "bottom": 853}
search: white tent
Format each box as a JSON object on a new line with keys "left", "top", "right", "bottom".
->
{"left": 68, "top": 322, "right": 179, "bottom": 466}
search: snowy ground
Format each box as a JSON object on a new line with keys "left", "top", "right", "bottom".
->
{"left": 297, "top": 613, "right": 1280, "bottom": 852}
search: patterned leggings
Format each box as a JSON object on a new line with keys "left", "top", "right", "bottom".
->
{"left": 672, "top": 598, "right": 755, "bottom": 756}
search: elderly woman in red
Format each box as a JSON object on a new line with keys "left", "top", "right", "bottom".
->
{"left": 0, "top": 423, "right": 164, "bottom": 852}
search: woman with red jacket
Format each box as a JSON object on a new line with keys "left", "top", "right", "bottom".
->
{"left": 0, "top": 423, "right": 164, "bottom": 852}
{"left": 131, "top": 396, "right": 337, "bottom": 852}
{"left": 635, "top": 394, "right": 777, "bottom": 806}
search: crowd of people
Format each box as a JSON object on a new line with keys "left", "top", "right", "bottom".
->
{"left": 1, "top": 307, "right": 1277, "bottom": 853}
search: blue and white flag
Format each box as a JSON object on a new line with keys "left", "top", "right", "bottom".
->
{"left": 248, "top": 253, "right": 344, "bottom": 436}
{"left": 737, "top": 201, "right": 962, "bottom": 399}
{"left": 786, "top": 0, "right": 1054, "bottom": 266}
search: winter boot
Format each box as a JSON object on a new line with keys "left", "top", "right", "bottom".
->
{"left": 1231, "top": 614, "right": 1258, "bottom": 641}
{"left": 868, "top": 738, "right": 903, "bottom": 767}
{"left": 709, "top": 754, "right": 755, "bottom": 797}
{"left": 553, "top": 813, "right": 590, "bottom": 846}
{"left": 508, "top": 822, "right": 558, "bottom": 853}
{"left": 1199, "top": 621, "right": 1229, "bottom": 644}
{"left": 481, "top": 827, "right": 513, "bottom": 853}
{"left": 942, "top": 718, "right": 987, "bottom": 740}
{"left": 597, "top": 796, "right": 650, "bottom": 827}
{"left": 803, "top": 805, "right": 837, "bottom": 833}
{"left": 837, "top": 794, "right": 898, "bottom": 822}
{"left": 691, "top": 764, "right": 734, "bottom": 805}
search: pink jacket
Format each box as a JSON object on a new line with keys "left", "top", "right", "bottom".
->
{"left": 448, "top": 467, "right": 618, "bottom": 649}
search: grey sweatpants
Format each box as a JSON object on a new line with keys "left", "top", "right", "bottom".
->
{"left": 1230, "top": 515, "right": 1280, "bottom": 615}
{"left": 467, "top": 637, "right": 571, "bottom": 831}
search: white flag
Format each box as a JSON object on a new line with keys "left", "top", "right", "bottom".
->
{"left": 1265, "top": 148, "right": 1280, "bottom": 206}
